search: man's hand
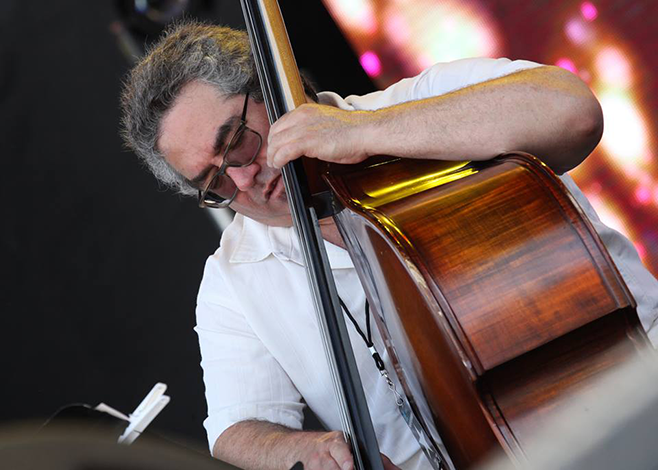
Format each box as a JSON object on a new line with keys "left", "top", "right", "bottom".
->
{"left": 299, "top": 430, "right": 352, "bottom": 470}
{"left": 266, "top": 103, "right": 374, "bottom": 169}
{"left": 294, "top": 430, "right": 400, "bottom": 470}
{"left": 213, "top": 421, "right": 401, "bottom": 470}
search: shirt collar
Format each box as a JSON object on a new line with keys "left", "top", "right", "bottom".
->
{"left": 229, "top": 214, "right": 354, "bottom": 269}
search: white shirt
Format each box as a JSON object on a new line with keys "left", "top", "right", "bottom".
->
{"left": 195, "top": 58, "right": 658, "bottom": 468}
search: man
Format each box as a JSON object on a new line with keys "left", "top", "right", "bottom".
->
{"left": 121, "top": 20, "right": 658, "bottom": 470}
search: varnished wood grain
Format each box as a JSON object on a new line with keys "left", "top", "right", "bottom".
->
{"left": 327, "top": 153, "right": 652, "bottom": 469}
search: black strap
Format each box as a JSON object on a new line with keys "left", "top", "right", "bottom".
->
{"left": 339, "top": 299, "right": 448, "bottom": 470}
{"left": 338, "top": 298, "right": 385, "bottom": 372}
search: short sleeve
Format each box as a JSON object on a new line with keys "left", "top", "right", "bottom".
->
{"left": 343, "top": 57, "right": 543, "bottom": 110}
{"left": 195, "top": 255, "right": 304, "bottom": 454}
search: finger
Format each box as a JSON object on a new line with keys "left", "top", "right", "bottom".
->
{"left": 270, "top": 138, "right": 313, "bottom": 169}
{"left": 328, "top": 440, "right": 354, "bottom": 470}
{"left": 267, "top": 127, "right": 303, "bottom": 167}
{"left": 269, "top": 104, "right": 314, "bottom": 136}
{"left": 269, "top": 112, "right": 295, "bottom": 138}
{"left": 307, "top": 452, "right": 343, "bottom": 470}
{"left": 381, "top": 454, "right": 401, "bottom": 470}
{"left": 267, "top": 121, "right": 308, "bottom": 166}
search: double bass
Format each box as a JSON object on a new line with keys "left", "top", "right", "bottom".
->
{"left": 239, "top": 1, "right": 653, "bottom": 468}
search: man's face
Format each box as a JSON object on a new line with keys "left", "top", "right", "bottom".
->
{"left": 158, "top": 81, "right": 292, "bottom": 226}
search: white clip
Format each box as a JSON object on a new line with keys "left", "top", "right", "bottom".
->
{"left": 118, "top": 383, "right": 171, "bottom": 445}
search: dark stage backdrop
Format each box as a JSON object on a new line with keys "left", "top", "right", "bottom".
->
{"left": 0, "top": 1, "right": 232, "bottom": 449}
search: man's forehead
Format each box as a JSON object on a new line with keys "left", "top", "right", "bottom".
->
{"left": 158, "top": 83, "right": 242, "bottom": 174}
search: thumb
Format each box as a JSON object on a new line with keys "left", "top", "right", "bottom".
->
{"left": 381, "top": 454, "right": 401, "bottom": 470}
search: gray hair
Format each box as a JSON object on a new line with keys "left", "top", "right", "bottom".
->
{"left": 120, "top": 20, "right": 317, "bottom": 196}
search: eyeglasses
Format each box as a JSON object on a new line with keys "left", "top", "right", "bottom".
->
{"left": 197, "top": 93, "right": 263, "bottom": 209}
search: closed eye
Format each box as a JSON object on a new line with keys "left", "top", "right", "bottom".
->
{"left": 214, "top": 117, "right": 241, "bottom": 155}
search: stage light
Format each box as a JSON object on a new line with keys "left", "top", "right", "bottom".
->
{"left": 635, "top": 186, "right": 652, "bottom": 205}
{"left": 323, "top": 0, "right": 377, "bottom": 36}
{"left": 578, "top": 68, "right": 592, "bottom": 84}
{"left": 360, "top": 51, "right": 382, "bottom": 77}
{"left": 383, "top": 0, "right": 502, "bottom": 71}
{"left": 556, "top": 57, "right": 578, "bottom": 74}
{"left": 580, "top": 2, "right": 599, "bottom": 22}
{"left": 595, "top": 47, "right": 632, "bottom": 87}
{"left": 582, "top": 191, "right": 632, "bottom": 239}
{"left": 635, "top": 241, "right": 647, "bottom": 261}
{"left": 384, "top": 13, "right": 412, "bottom": 45}
{"left": 564, "top": 18, "right": 592, "bottom": 45}
{"left": 597, "top": 89, "right": 649, "bottom": 168}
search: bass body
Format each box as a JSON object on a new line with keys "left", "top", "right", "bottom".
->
{"left": 326, "top": 153, "right": 652, "bottom": 469}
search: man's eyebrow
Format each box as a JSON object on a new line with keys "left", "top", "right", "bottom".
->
{"left": 189, "top": 116, "right": 241, "bottom": 186}
{"left": 189, "top": 165, "right": 215, "bottom": 187}
{"left": 213, "top": 116, "right": 241, "bottom": 155}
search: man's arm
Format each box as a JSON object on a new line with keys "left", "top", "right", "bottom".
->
{"left": 266, "top": 66, "right": 603, "bottom": 174}
{"left": 214, "top": 421, "right": 400, "bottom": 470}
{"left": 213, "top": 421, "right": 353, "bottom": 470}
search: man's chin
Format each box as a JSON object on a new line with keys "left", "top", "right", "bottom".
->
{"left": 250, "top": 213, "right": 294, "bottom": 227}
{"left": 233, "top": 201, "right": 293, "bottom": 228}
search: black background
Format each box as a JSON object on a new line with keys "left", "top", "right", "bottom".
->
{"left": 0, "top": 0, "right": 373, "bottom": 450}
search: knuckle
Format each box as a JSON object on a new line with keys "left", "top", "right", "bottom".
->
{"left": 308, "top": 451, "right": 333, "bottom": 470}
{"left": 327, "top": 430, "right": 343, "bottom": 440}
{"left": 268, "top": 129, "right": 282, "bottom": 144}
{"left": 290, "top": 140, "right": 305, "bottom": 156}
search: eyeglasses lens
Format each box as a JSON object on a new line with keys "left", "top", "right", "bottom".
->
{"left": 203, "top": 127, "right": 262, "bottom": 204}
{"left": 226, "top": 127, "right": 261, "bottom": 166}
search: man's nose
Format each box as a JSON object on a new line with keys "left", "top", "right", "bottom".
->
{"left": 225, "top": 162, "right": 261, "bottom": 191}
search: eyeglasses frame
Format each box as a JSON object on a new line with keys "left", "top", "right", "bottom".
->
{"left": 197, "top": 92, "right": 263, "bottom": 209}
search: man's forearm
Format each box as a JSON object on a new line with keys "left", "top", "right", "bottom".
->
{"left": 364, "top": 65, "right": 603, "bottom": 174}
{"left": 267, "top": 65, "right": 603, "bottom": 174}
{"left": 213, "top": 421, "right": 353, "bottom": 470}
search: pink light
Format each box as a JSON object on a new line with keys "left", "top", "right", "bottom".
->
{"left": 581, "top": 2, "right": 598, "bottom": 22}
{"left": 384, "top": 13, "right": 411, "bottom": 45}
{"left": 418, "top": 53, "right": 435, "bottom": 71}
{"left": 634, "top": 242, "right": 647, "bottom": 261}
{"left": 635, "top": 186, "right": 652, "bottom": 204}
{"left": 595, "top": 47, "right": 633, "bottom": 87}
{"left": 579, "top": 69, "right": 592, "bottom": 83}
{"left": 641, "top": 151, "right": 653, "bottom": 165}
{"left": 589, "top": 182, "right": 602, "bottom": 194}
{"left": 622, "top": 164, "right": 641, "bottom": 180}
{"left": 360, "top": 51, "right": 382, "bottom": 77}
{"left": 565, "top": 19, "right": 591, "bottom": 45}
{"left": 556, "top": 58, "right": 578, "bottom": 74}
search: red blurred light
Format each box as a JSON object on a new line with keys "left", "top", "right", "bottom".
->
{"left": 360, "top": 51, "right": 382, "bottom": 77}
{"left": 581, "top": 2, "right": 598, "bottom": 21}
{"left": 635, "top": 242, "right": 647, "bottom": 260}
{"left": 565, "top": 19, "right": 591, "bottom": 44}
{"left": 556, "top": 57, "right": 578, "bottom": 74}
{"left": 635, "top": 186, "right": 652, "bottom": 204}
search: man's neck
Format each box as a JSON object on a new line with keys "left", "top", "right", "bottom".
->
{"left": 319, "top": 219, "right": 346, "bottom": 249}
